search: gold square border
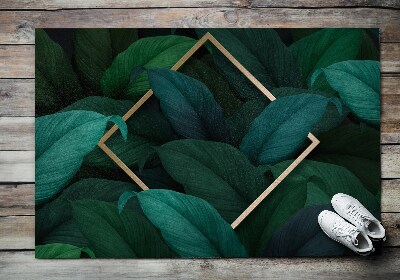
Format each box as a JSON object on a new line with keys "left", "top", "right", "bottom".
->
{"left": 97, "top": 32, "right": 320, "bottom": 229}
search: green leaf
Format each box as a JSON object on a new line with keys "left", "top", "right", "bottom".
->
{"left": 126, "top": 189, "right": 248, "bottom": 257}
{"left": 157, "top": 139, "right": 269, "bottom": 223}
{"left": 63, "top": 96, "right": 177, "bottom": 169}
{"left": 263, "top": 205, "right": 351, "bottom": 257}
{"left": 271, "top": 87, "right": 348, "bottom": 135}
{"left": 290, "top": 28, "right": 362, "bottom": 81}
{"left": 312, "top": 124, "right": 380, "bottom": 194}
{"left": 35, "top": 29, "right": 83, "bottom": 114}
{"left": 236, "top": 160, "right": 378, "bottom": 256}
{"left": 147, "top": 68, "right": 230, "bottom": 142}
{"left": 198, "top": 29, "right": 305, "bottom": 99}
{"left": 311, "top": 60, "right": 380, "bottom": 125}
{"left": 73, "top": 29, "right": 138, "bottom": 93}
{"left": 41, "top": 220, "right": 89, "bottom": 248}
{"left": 72, "top": 200, "right": 173, "bottom": 258}
{"left": 101, "top": 35, "right": 196, "bottom": 99}
{"left": 36, "top": 178, "right": 141, "bottom": 246}
{"left": 290, "top": 28, "right": 320, "bottom": 42}
{"left": 36, "top": 243, "right": 95, "bottom": 259}
{"left": 227, "top": 98, "right": 267, "bottom": 147}
{"left": 35, "top": 111, "right": 127, "bottom": 204}
{"left": 236, "top": 178, "right": 308, "bottom": 256}
{"left": 357, "top": 30, "right": 379, "bottom": 61}
{"left": 240, "top": 94, "right": 341, "bottom": 165}
{"left": 271, "top": 160, "right": 378, "bottom": 211}
{"left": 180, "top": 55, "right": 242, "bottom": 116}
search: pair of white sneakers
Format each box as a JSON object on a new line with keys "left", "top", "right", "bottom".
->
{"left": 318, "top": 193, "right": 386, "bottom": 256}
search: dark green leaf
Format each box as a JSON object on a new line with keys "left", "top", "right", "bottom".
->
{"left": 240, "top": 94, "right": 341, "bottom": 165}
{"left": 263, "top": 205, "right": 351, "bottom": 257}
{"left": 127, "top": 189, "right": 248, "bottom": 257}
{"left": 271, "top": 87, "right": 347, "bottom": 134}
{"left": 227, "top": 98, "right": 267, "bottom": 146}
{"left": 158, "top": 139, "right": 269, "bottom": 223}
{"left": 236, "top": 160, "right": 378, "bottom": 256}
{"left": 311, "top": 60, "right": 380, "bottom": 125}
{"left": 290, "top": 28, "right": 362, "bottom": 81}
{"left": 312, "top": 124, "right": 380, "bottom": 194}
{"left": 271, "top": 160, "right": 379, "bottom": 211}
{"left": 35, "top": 29, "right": 83, "bottom": 114}
{"left": 101, "top": 35, "right": 196, "bottom": 99}
{"left": 147, "top": 68, "right": 230, "bottom": 142}
{"left": 72, "top": 200, "right": 173, "bottom": 258}
{"left": 35, "top": 111, "right": 127, "bottom": 204}
{"left": 73, "top": 29, "right": 138, "bottom": 93}
{"left": 63, "top": 96, "right": 177, "bottom": 169}
{"left": 357, "top": 30, "right": 379, "bottom": 61}
{"left": 198, "top": 29, "right": 304, "bottom": 99}
{"left": 36, "top": 178, "right": 141, "bottom": 245}
{"left": 36, "top": 243, "right": 95, "bottom": 259}
{"left": 180, "top": 56, "right": 242, "bottom": 116}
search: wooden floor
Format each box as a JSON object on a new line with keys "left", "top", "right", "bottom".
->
{"left": 0, "top": 1, "right": 399, "bottom": 279}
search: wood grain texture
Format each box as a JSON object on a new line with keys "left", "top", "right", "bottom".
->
{"left": 0, "top": 1, "right": 398, "bottom": 277}
{"left": 0, "top": 44, "right": 399, "bottom": 78}
{"left": 0, "top": 75, "right": 398, "bottom": 117}
{"left": 1, "top": 0, "right": 399, "bottom": 10}
{"left": 1, "top": 147, "right": 400, "bottom": 182}
{"left": 0, "top": 151, "right": 34, "bottom": 182}
{"left": 0, "top": 117, "right": 34, "bottom": 150}
{"left": 0, "top": 179, "right": 397, "bottom": 217}
{"left": 0, "top": 184, "right": 34, "bottom": 216}
{"left": 0, "top": 216, "right": 34, "bottom": 250}
{"left": 1, "top": 213, "right": 397, "bottom": 250}
{"left": 0, "top": 79, "right": 34, "bottom": 117}
{"left": 0, "top": 8, "right": 399, "bottom": 44}
{"left": 0, "top": 249, "right": 399, "bottom": 279}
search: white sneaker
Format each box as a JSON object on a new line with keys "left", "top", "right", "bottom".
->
{"left": 332, "top": 193, "right": 386, "bottom": 241}
{"left": 318, "top": 210, "right": 374, "bottom": 256}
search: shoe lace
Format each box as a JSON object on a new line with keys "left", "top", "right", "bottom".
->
{"left": 346, "top": 204, "right": 374, "bottom": 234}
{"left": 332, "top": 222, "right": 360, "bottom": 246}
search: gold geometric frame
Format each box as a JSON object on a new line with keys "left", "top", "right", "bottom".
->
{"left": 97, "top": 32, "right": 320, "bottom": 229}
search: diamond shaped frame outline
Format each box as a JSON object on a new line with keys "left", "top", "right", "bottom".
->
{"left": 97, "top": 32, "right": 320, "bottom": 229}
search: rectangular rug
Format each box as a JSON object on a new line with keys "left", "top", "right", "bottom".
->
{"left": 35, "top": 28, "right": 381, "bottom": 258}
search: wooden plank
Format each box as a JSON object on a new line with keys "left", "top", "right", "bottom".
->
{"left": 381, "top": 180, "right": 400, "bottom": 213}
{"left": 0, "top": 43, "right": 399, "bottom": 78}
{"left": 382, "top": 145, "right": 400, "bottom": 179}
{"left": 0, "top": 248, "right": 399, "bottom": 279}
{"left": 0, "top": 79, "right": 34, "bottom": 117}
{"left": 1, "top": 213, "right": 397, "bottom": 250}
{"left": 0, "top": 151, "right": 34, "bottom": 182}
{"left": 0, "top": 184, "right": 34, "bottom": 216}
{"left": 0, "top": 0, "right": 399, "bottom": 10}
{"left": 0, "top": 45, "right": 34, "bottom": 78}
{"left": 0, "top": 147, "right": 399, "bottom": 182}
{"left": 0, "top": 117, "right": 34, "bottom": 150}
{"left": 381, "top": 43, "right": 400, "bottom": 73}
{"left": 0, "top": 216, "right": 34, "bottom": 250}
{"left": 0, "top": 179, "right": 396, "bottom": 218}
{"left": 0, "top": 0, "right": 250, "bottom": 10}
{"left": 251, "top": 0, "right": 400, "bottom": 8}
{"left": 0, "top": 76, "right": 398, "bottom": 149}
{"left": 0, "top": 9, "right": 399, "bottom": 44}
{"left": 0, "top": 75, "right": 398, "bottom": 118}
